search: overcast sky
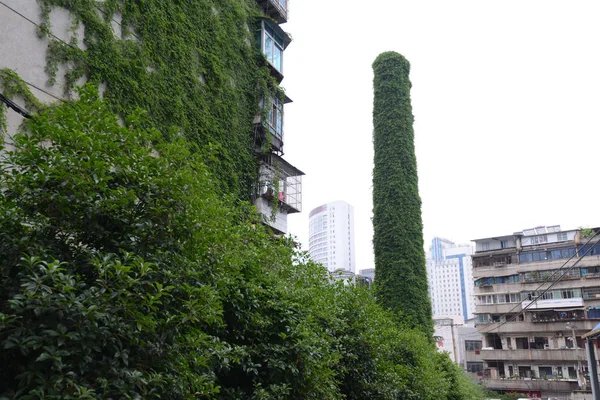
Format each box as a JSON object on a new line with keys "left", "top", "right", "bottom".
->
{"left": 281, "top": 0, "right": 600, "bottom": 272}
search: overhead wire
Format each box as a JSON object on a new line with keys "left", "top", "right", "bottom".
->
{"left": 0, "top": 0, "right": 76, "bottom": 50}
{"left": 475, "top": 240, "right": 584, "bottom": 333}
{"left": 476, "top": 230, "right": 600, "bottom": 334}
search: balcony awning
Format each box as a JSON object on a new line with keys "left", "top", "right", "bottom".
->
{"left": 260, "top": 18, "right": 292, "bottom": 49}
{"left": 261, "top": 153, "right": 304, "bottom": 177}
{"left": 583, "top": 322, "right": 600, "bottom": 339}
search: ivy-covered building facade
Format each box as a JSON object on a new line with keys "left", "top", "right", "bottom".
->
{"left": 0, "top": 0, "right": 303, "bottom": 233}
{"left": 473, "top": 225, "right": 600, "bottom": 399}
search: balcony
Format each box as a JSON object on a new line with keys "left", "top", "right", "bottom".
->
{"left": 475, "top": 319, "right": 599, "bottom": 333}
{"left": 256, "top": 153, "right": 303, "bottom": 214}
{"left": 483, "top": 378, "right": 579, "bottom": 393}
{"left": 475, "top": 303, "right": 522, "bottom": 314}
{"left": 256, "top": 0, "right": 288, "bottom": 24}
{"left": 480, "top": 348, "right": 586, "bottom": 362}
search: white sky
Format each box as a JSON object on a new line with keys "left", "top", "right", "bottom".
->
{"left": 282, "top": 0, "right": 600, "bottom": 272}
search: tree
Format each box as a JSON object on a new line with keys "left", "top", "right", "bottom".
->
{"left": 372, "top": 51, "right": 433, "bottom": 336}
{"left": 0, "top": 87, "right": 484, "bottom": 399}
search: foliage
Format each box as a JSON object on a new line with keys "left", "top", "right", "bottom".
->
{"left": 0, "top": 89, "right": 484, "bottom": 399}
{"left": 0, "top": 69, "right": 46, "bottom": 136}
{"left": 34, "top": 0, "right": 277, "bottom": 199}
{"left": 579, "top": 227, "right": 597, "bottom": 239}
{"left": 483, "top": 390, "right": 529, "bottom": 400}
{"left": 371, "top": 51, "right": 433, "bottom": 336}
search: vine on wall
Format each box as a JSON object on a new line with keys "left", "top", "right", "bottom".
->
{"left": 0, "top": 69, "right": 46, "bottom": 137}
{"left": 33, "top": 0, "right": 278, "bottom": 199}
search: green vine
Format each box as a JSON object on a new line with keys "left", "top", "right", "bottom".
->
{"left": 372, "top": 51, "right": 433, "bottom": 337}
{"left": 0, "top": 69, "right": 47, "bottom": 137}
{"left": 33, "top": 0, "right": 280, "bottom": 200}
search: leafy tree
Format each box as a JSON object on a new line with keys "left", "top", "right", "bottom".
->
{"left": 372, "top": 51, "right": 433, "bottom": 336}
{"left": 0, "top": 88, "right": 485, "bottom": 399}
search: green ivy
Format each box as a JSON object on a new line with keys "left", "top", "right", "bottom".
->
{"left": 35, "top": 0, "right": 277, "bottom": 199}
{"left": 372, "top": 51, "right": 434, "bottom": 337}
{"left": 0, "top": 69, "right": 46, "bottom": 137}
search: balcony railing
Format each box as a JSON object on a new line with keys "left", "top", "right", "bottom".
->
{"left": 483, "top": 377, "right": 579, "bottom": 392}
{"left": 257, "top": 154, "right": 304, "bottom": 214}
{"left": 256, "top": 0, "right": 289, "bottom": 24}
{"left": 479, "top": 348, "right": 587, "bottom": 362}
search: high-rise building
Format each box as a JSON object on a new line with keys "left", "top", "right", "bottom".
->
{"left": 473, "top": 225, "right": 600, "bottom": 399}
{"left": 308, "top": 201, "right": 356, "bottom": 273}
{"left": 426, "top": 238, "right": 475, "bottom": 323}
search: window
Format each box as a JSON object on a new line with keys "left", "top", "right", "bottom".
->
{"left": 466, "top": 362, "right": 484, "bottom": 373}
{"left": 482, "top": 242, "right": 490, "bottom": 251}
{"left": 538, "top": 366, "right": 553, "bottom": 379}
{"left": 266, "top": 95, "right": 283, "bottom": 139}
{"left": 500, "top": 240, "right": 508, "bottom": 249}
{"left": 557, "top": 232, "right": 568, "bottom": 241}
{"left": 263, "top": 23, "right": 284, "bottom": 71}
{"left": 465, "top": 340, "right": 482, "bottom": 351}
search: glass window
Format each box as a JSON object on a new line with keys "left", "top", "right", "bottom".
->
{"left": 520, "top": 252, "right": 533, "bottom": 263}
{"left": 263, "top": 23, "right": 284, "bottom": 72}
{"left": 465, "top": 340, "right": 482, "bottom": 351}
{"left": 557, "top": 232, "right": 568, "bottom": 241}
{"left": 266, "top": 95, "right": 283, "bottom": 139}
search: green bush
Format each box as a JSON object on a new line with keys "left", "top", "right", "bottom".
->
{"left": 0, "top": 89, "right": 483, "bottom": 399}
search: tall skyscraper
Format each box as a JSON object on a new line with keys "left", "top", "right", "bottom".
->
{"left": 308, "top": 201, "right": 356, "bottom": 273}
{"left": 426, "top": 238, "right": 475, "bottom": 323}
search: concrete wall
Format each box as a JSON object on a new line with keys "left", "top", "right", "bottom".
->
{"left": 255, "top": 197, "right": 287, "bottom": 234}
{"left": 0, "top": 1, "right": 89, "bottom": 136}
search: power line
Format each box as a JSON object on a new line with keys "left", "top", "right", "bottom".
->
{"left": 18, "top": 78, "right": 66, "bottom": 103}
{"left": 0, "top": 0, "right": 76, "bottom": 50}
{"left": 0, "top": 93, "right": 33, "bottom": 120}
{"left": 476, "top": 230, "right": 600, "bottom": 334}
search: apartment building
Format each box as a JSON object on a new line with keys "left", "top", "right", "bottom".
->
{"left": 253, "top": 0, "right": 304, "bottom": 234}
{"left": 473, "top": 225, "right": 600, "bottom": 399}
{"left": 0, "top": 0, "right": 302, "bottom": 234}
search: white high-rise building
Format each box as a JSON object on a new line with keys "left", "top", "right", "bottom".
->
{"left": 426, "top": 237, "right": 475, "bottom": 323}
{"left": 308, "top": 201, "right": 356, "bottom": 273}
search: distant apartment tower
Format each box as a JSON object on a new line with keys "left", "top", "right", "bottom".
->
{"left": 473, "top": 225, "right": 600, "bottom": 399}
{"left": 426, "top": 238, "right": 475, "bottom": 323}
{"left": 308, "top": 201, "right": 356, "bottom": 273}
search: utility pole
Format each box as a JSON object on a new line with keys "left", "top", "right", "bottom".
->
{"left": 451, "top": 322, "right": 459, "bottom": 363}
{"left": 435, "top": 318, "right": 463, "bottom": 364}
{"left": 447, "top": 320, "right": 463, "bottom": 364}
